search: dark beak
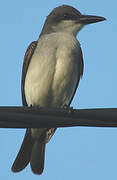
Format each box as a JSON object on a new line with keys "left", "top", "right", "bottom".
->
{"left": 78, "top": 15, "right": 106, "bottom": 24}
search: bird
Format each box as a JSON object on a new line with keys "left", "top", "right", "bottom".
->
{"left": 11, "top": 5, "right": 106, "bottom": 175}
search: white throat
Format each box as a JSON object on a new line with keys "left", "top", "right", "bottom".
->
{"left": 52, "top": 20, "right": 84, "bottom": 37}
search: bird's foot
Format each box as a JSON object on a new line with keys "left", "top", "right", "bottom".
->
{"left": 28, "top": 104, "right": 41, "bottom": 112}
{"left": 63, "top": 104, "right": 73, "bottom": 113}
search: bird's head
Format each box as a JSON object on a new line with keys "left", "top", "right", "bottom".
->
{"left": 40, "top": 5, "right": 106, "bottom": 37}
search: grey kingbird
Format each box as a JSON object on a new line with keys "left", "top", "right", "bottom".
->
{"left": 11, "top": 5, "right": 106, "bottom": 174}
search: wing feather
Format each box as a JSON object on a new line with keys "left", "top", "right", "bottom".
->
{"left": 21, "top": 41, "right": 38, "bottom": 106}
{"left": 69, "top": 46, "right": 84, "bottom": 105}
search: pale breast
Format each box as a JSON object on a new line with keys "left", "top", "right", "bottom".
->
{"left": 24, "top": 32, "right": 81, "bottom": 107}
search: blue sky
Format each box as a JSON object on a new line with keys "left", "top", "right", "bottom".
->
{"left": 0, "top": 0, "right": 117, "bottom": 179}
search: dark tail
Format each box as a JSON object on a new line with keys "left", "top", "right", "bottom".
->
{"left": 11, "top": 129, "right": 46, "bottom": 175}
{"left": 30, "top": 141, "right": 45, "bottom": 174}
{"left": 11, "top": 129, "right": 33, "bottom": 172}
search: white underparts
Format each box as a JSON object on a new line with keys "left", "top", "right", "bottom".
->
{"left": 24, "top": 32, "right": 81, "bottom": 108}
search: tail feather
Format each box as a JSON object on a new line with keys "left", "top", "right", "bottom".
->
{"left": 11, "top": 129, "right": 34, "bottom": 172}
{"left": 30, "top": 141, "right": 46, "bottom": 174}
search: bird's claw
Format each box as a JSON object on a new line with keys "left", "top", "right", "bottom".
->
{"left": 63, "top": 105, "right": 73, "bottom": 113}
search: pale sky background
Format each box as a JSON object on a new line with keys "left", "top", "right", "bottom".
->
{"left": 0, "top": 0, "right": 117, "bottom": 179}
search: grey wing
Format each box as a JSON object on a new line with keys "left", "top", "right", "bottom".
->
{"left": 68, "top": 46, "right": 84, "bottom": 105}
{"left": 21, "top": 41, "right": 38, "bottom": 106}
{"left": 11, "top": 41, "right": 38, "bottom": 173}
